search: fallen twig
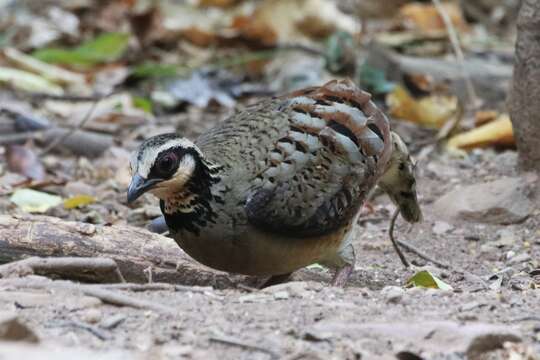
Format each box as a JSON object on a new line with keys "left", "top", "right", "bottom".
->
{"left": 510, "top": 315, "right": 540, "bottom": 323}
{"left": 396, "top": 239, "right": 452, "bottom": 270}
{"left": 388, "top": 209, "right": 410, "bottom": 268}
{"left": 78, "top": 286, "right": 176, "bottom": 314}
{"left": 432, "top": 0, "right": 480, "bottom": 108}
{"left": 39, "top": 97, "right": 101, "bottom": 156}
{"left": 389, "top": 209, "right": 453, "bottom": 270}
{"left": 0, "top": 130, "right": 47, "bottom": 145}
{"left": 51, "top": 320, "right": 109, "bottom": 341}
{"left": 0, "top": 214, "right": 240, "bottom": 287}
{"left": 1, "top": 278, "right": 176, "bottom": 314}
{"left": 0, "top": 128, "right": 113, "bottom": 157}
{"left": 0, "top": 257, "right": 126, "bottom": 283}
{"left": 30, "top": 92, "right": 120, "bottom": 102}
{"left": 95, "top": 283, "right": 213, "bottom": 293}
{"left": 210, "top": 335, "right": 279, "bottom": 359}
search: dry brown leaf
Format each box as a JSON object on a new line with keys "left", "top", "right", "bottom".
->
{"left": 5, "top": 145, "right": 46, "bottom": 181}
{"left": 231, "top": 15, "right": 278, "bottom": 47}
{"left": 198, "top": 0, "right": 241, "bottom": 8}
{"left": 447, "top": 114, "right": 514, "bottom": 150}
{"left": 386, "top": 85, "right": 459, "bottom": 128}
{"left": 474, "top": 110, "right": 498, "bottom": 126}
{"left": 398, "top": 2, "right": 468, "bottom": 34}
{"left": 404, "top": 73, "right": 436, "bottom": 93}
{"left": 158, "top": 0, "right": 354, "bottom": 48}
{"left": 181, "top": 27, "right": 219, "bottom": 47}
{"left": 233, "top": 0, "right": 356, "bottom": 46}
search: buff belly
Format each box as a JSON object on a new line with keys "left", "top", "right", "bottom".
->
{"left": 171, "top": 223, "right": 353, "bottom": 276}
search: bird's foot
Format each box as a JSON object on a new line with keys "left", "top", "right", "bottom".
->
{"left": 331, "top": 264, "right": 353, "bottom": 287}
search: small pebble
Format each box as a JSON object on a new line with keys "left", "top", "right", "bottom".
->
{"left": 238, "top": 294, "right": 267, "bottom": 303}
{"left": 81, "top": 308, "right": 102, "bottom": 324}
{"left": 273, "top": 291, "right": 290, "bottom": 300}
{"left": 432, "top": 221, "right": 454, "bottom": 235}
{"left": 380, "top": 286, "right": 405, "bottom": 304}
{"left": 507, "top": 253, "right": 531, "bottom": 265}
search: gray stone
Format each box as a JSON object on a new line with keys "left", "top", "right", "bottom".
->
{"left": 507, "top": 252, "right": 532, "bottom": 266}
{"left": 380, "top": 286, "right": 405, "bottom": 304}
{"left": 273, "top": 291, "right": 290, "bottom": 300}
{"left": 492, "top": 228, "right": 519, "bottom": 247}
{"left": 433, "top": 177, "right": 535, "bottom": 224}
{"left": 80, "top": 308, "right": 102, "bottom": 324}
{"left": 432, "top": 221, "right": 454, "bottom": 235}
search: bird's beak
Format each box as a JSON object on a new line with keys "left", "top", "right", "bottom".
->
{"left": 127, "top": 174, "right": 162, "bottom": 203}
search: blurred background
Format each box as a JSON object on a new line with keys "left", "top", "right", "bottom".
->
{"left": 0, "top": 0, "right": 520, "bottom": 223}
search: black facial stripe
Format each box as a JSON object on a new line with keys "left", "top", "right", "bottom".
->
{"left": 161, "top": 156, "right": 223, "bottom": 235}
{"left": 148, "top": 146, "right": 199, "bottom": 180}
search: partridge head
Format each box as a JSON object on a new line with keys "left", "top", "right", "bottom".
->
{"left": 128, "top": 79, "right": 421, "bottom": 286}
{"left": 378, "top": 132, "right": 422, "bottom": 223}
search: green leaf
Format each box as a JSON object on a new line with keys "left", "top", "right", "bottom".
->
{"left": 324, "top": 31, "right": 355, "bottom": 74}
{"left": 306, "top": 263, "right": 325, "bottom": 271}
{"left": 32, "top": 32, "right": 130, "bottom": 67}
{"left": 10, "top": 189, "right": 62, "bottom": 213}
{"left": 358, "top": 63, "right": 395, "bottom": 95}
{"left": 406, "top": 270, "right": 453, "bottom": 290}
{"left": 63, "top": 194, "right": 96, "bottom": 209}
{"left": 133, "top": 96, "right": 153, "bottom": 113}
{"left": 131, "top": 62, "right": 184, "bottom": 78}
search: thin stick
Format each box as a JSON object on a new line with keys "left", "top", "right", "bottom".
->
{"left": 388, "top": 209, "right": 410, "bottom": 268}
{"left": 209, "top": 335, "right": 279, "bottom": 359}
{"left": 0, "top": 278, "right": 176, "bottom": 314}
{"left": 396, "top": 239, "right": 451, "bottom": 270}
{"left": 30, "top": 92, "right": 119, "bottom": 102}
{"left": 0, "top": 257, "right": 125, "bottom": 283}
{"left": 389, "top": 210, "right": 454, "bottom": 270}
{"left": 432, "top": 0, "right": 480, "bottom": 108}
{"left": 39, "top": 97, "right": 100, "bottom": 156}
{"left": 51, "top": 320, "right": 109, "bottom": 341}
{"left": 510, "top": 315, "right": 540, "bottom": 323}
{"left": 78, "top": 286, "right": 176, "bottom": 314}
{"left": 95, "top": 283, "right": 213, "bottom": 293}
{"left": 0, "top": 131, "right": 47, "bottom": 145}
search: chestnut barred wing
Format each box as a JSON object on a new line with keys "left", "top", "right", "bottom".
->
{"left": 245, "top": 80, "right": 392, "bottom": 237}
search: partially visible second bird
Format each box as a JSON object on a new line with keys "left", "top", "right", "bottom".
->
{"left": 127, "top": 80, "right": 421, "bottom": 286}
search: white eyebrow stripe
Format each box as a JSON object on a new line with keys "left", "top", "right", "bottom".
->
{"left": 137, "top": 138, "right": 197, "bottom": 178}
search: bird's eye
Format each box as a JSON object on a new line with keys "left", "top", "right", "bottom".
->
{"left": 156, "top": 153, "right": 178, "bottom": 176}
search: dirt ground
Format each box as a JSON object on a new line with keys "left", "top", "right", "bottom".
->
{"left": 1, "top": 138, "right": 539, "bottom": 359}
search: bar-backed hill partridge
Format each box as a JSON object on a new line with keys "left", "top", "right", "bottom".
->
{"left": 127, "top": 80, "right": 421, "bottom": 286}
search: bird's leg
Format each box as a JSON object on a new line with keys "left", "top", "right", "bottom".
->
{"left": 331, "top": 264, "right": 354, "bottom": 287}
{"left": 259, "top": 273, "right": 292, "bottom": 289}
{"left": 331, "top": 243, "right": 356, "bottom": 287}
